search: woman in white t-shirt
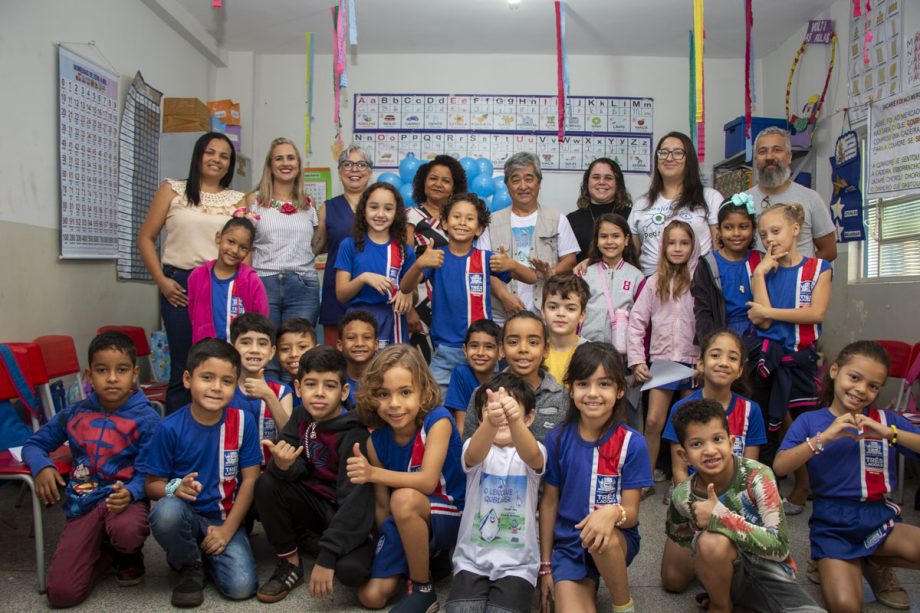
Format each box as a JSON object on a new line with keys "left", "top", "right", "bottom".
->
{"left": 628, "top": 132, "right": 721, "bottom": 276}
{"left": 244, "top": 138, "right": 319, "bottom": 332}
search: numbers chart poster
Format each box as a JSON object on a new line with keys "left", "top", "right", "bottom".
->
{"left": 58, "top": 46, "right": 120, "bottom": 258}
{"left": 353, "top": 94, "right": 654, "bottom": 174}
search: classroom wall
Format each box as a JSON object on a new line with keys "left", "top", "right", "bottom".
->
{"left": 0, "top": 0, "right": 212, "bottom": 365}
{"left": 758, "top": 0, "right": 920, "bottom": 362}
{"left": 242, "top": 52, "right": 750, "bottom": 212}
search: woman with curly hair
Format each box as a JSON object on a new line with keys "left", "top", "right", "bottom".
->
{"left": 567, "top": 157, "right": 632, "bottom": 263}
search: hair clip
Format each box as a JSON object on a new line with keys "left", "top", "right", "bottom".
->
{"left": 729, "top": 192, "right": 757, "bottom": 216}
{"left": 232, "top": 207, "right": 261, "bottom": 221}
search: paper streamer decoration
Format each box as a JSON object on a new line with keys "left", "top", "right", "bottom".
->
{"left": 554, "top": 1, "right": 570, "bottom": 139}
{"left": 331, "top": 3, "right": 348, "bottom": 149}
{"left": 305, "top": 32, "right": 314, "bottom": 155}
{"left": 693, "top": 0, "right": 705, "bottom": 161}
{"left": 348, "top": 0, "right": 358, "bottom": 45}
{"left": 744, "top": 0, "right": 754, "bottom": 160}
{"left": 211, "top": 0, "right": 221, "bottom": 7}
{"left": 689, "top": 31, "right": 698, "bottom": 148}
{"left": 854, "top": 0, "right": 872, "bottom": 64}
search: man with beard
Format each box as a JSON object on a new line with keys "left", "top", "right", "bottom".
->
{"left": 745, "top": 127, "right": 837, "bottom": 261}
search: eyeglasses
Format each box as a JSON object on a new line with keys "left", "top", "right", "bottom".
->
{"left": 339, "top": 161, "right": 370, "bottom": 170}
{"left": 656, "top": 148, "right": 686, "bottom": 161}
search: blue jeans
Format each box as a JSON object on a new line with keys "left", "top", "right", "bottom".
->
{"left": 160, "top": 266, "right": 192, "bottom": 414}
{"left": 429, "top": 345, "right": 467, "bottom": 396}
{"left": 149, "top": 497, "right": 257, "bottom": 600}
{"left": 260, "top": 272, "right": 320, "bottom": 328}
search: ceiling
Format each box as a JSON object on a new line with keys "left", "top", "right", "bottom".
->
{"left": 176, "top": 0, "right": 837, "bottom": 58}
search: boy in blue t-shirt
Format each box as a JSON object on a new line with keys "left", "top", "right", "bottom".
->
{"left": 275, "top": 317, "right": 318, "bottom": 409}
{"left": 23, "top": 331, "right": 159, "bottom": 608}
{"left": 229, "top": 313, "right": 293, "bottom": 468}
{"left": 400, "top": 193, "right": 516, "bottom": 394}
{"left": 444, "top": 319, "right": 501, "bottom": 435}
{"left": 141, "top": 338, "right": 262, "bottom": 607}
{"left": 336, "top": 309, "right": 379, "bottom": 408}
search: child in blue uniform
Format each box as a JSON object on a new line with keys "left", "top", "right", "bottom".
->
{"left": 335, "top": 182, "right": 416, "bottom": 347}
{"left": 229, "top": 313, "right": 293, "bottom": 468}
{"left": 444, "top": 319, "right": 502, "bottom": 434}
{"left": 539, "top": 343, "right": 653, "bottom": 613}
{"left": 346, "top": 345, "right": 465, "bottom": 612}
{"left": 776, "top": 341, "right": 920, "bottom": 612}
{"left": 400, "top": 192, "right": 513, "bottom": 392}
{"left": 748, "top": 203, "right": 832, "bottom": 513}
{"left": 692, "top": 194, "right": 762, "bottom": 342}
{"left": 141, "top": 339, "right": 262, "bottom": 607}
{"left": 337, "top": 309, "right": 379, "bottom": 408}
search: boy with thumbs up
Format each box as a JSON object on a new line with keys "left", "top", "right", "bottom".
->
{"left": 23, "top": 331, "right": 159, "bottom": 607}
{"left": 664, "top": 399, "right": 822, "bottom": 613}
{"left": 229, "top": 313, "right": 293, "bottom": 468}
{"left": 254, "top": 347, "right": 374, "bottom": 604}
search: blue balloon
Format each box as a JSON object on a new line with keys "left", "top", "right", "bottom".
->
{"left": 377, "top": 172, "right": 402, "bottom": 188}
{"left": 490, "top": 188, "right": 512, "bottom": 212}
{"left": 459, "top": 157, "right": 480, "bottom": 182}
{"left": 472, "top": 174, "right": 496, "bottom": 198}
{"left": 476, "top": 157, "right": 494, "bottom": 178}
{"left": 399, "top": 154, "right": 422, "bottom": 184}
{"left": 399, "top": 182, "right": 416, "bottom": 207}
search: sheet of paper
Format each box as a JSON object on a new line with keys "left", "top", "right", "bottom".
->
{"left": 9, "top": 446, "right": 23, "bottom": 463}
{"left": 641, "top": 360, "right": 697, "bottom": 391}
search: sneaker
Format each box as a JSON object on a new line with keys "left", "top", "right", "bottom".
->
{"left": 863, "top": 559, "right": 910, "bottom": 610}
{"left": 257, "top": 558, "right": 305, "bottom": 603}
{"left": 782, "top": 497, "right": 805, "bottom": 515}
{"left": 171, "top": 561, "right": 205, "bottom": 608}
{"left": 113, "top": 550, "right": 145, "bottom": 587}
{"left": 653, "top": 469, "right": 668, "bottom": 483}
{"left": 390, "top": 580, "right": 439, "bottom": 613}
{"left": 806, "top": 559, "right": 820, "bottom": 584}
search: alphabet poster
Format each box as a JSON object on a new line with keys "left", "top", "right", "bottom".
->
{"left": 353, "top": 93, "right": 654, "bottom": 174}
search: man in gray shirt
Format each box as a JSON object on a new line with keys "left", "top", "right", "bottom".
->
{"left": 745, "top": 126, "right": 837, "bottom": 261}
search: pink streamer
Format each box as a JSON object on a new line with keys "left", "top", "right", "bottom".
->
{"left": 211, "top": 0, "right": 222, "bottom": 7}
{"left": 863, "top": 0, "right": 872, "bottom": 65}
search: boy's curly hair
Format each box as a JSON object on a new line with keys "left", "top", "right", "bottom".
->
{"left": 355, "top": 345, "right": 441, "bottom": 429}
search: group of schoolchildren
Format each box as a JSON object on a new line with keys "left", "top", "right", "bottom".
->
{"left": 21, "top": 180, "right": 920, "bottom": 613}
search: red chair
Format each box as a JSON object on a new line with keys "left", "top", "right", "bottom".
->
{"left": 96, "top": 326, "right": 166, "bottom": 415}
{"left": 32, "top": 336, "right": 87, "bottom": 418}
{"left": 875, "top": 340, "right": 914, "bottom": 504}
{"left": 0, "top": 348, "right": 72, "bottom": 593}
{"left": 4, "top": 342, "right": 49, "bottom": 430}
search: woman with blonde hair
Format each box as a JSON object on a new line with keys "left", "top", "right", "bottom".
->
{"left": 244, "top": 137, "right": 319, "bottom": 331}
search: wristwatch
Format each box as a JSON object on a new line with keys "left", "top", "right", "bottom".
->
{"left": 165, "top": 477, "right": 182, "bottom": 497}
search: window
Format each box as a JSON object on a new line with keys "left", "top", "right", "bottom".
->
{"left": 858, "top": 194, "right": 920, "bottom": 280}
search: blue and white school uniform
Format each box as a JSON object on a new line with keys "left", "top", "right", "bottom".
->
{"left": 229, "top": 379, "right": 292, "bottom": 467}
{"left": 444, "top": 364, "right": 485, "bottom": 414}
{"left": 780, "top": 407, "right": 920, "bottom": 560}
{"left": 334, "top": 236, "right": 416, "bottom": 347}
{"left": 425, "top": 247, "right": 510, "bottom": 388}
{"left": 713, "top": 251, "right": 761, "bottom": 337}
{"left": 758, "top": 257, "right": 832, "bottom": 353}
{"left": 663, "top": 390, "right": 767, "bottom": 467}
{"left": 369, "top": 407, "right": 465, "bottom": 578}
{"left": 544, "top": 421, "right": 653, "bottom": 582}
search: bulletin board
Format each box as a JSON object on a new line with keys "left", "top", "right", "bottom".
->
{"left": 848, "top": 0, "right": 904, "bottom": 124}
{"left": 352, "top": 93, "right": 654, "bottom": 174}
{"left": 867, "top": 89, "right": 920, "bottom": 199}
{"left": 58, "top": 46, "right": 120, "bottom": 258}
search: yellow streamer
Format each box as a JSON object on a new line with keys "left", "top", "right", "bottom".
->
{"left": 693, "top": 0, "right": 704, "bottom": 123}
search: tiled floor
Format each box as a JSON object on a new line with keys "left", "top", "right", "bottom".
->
{"left": 0, "top": 477, "right": 917, "bottom": 611}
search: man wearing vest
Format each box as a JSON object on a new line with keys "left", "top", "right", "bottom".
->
{"left": 478, "top": 152, "right": 580, "bottom": 323}
{"left": 745, "top": 127, "right": 837, "bottom": 262}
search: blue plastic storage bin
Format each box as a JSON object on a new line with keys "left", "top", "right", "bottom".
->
{"left": 723, "top": 116, "right": 787, "bottom": 159}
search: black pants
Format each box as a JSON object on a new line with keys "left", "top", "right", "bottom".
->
{"left": 160, "top": 265, "right": 192, "bottom": 414}
{"left": 254, "top": 472, "right": 373, "bottom": 586}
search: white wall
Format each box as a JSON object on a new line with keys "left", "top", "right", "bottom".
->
{"left": 758, "top": 0, "right": 920, "bottom": 362}
{"left": 245, "top": 52, "right": 748, "bottom": 212}
{"left": 0, "top": 0, "right": 213, "bottom": 364}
